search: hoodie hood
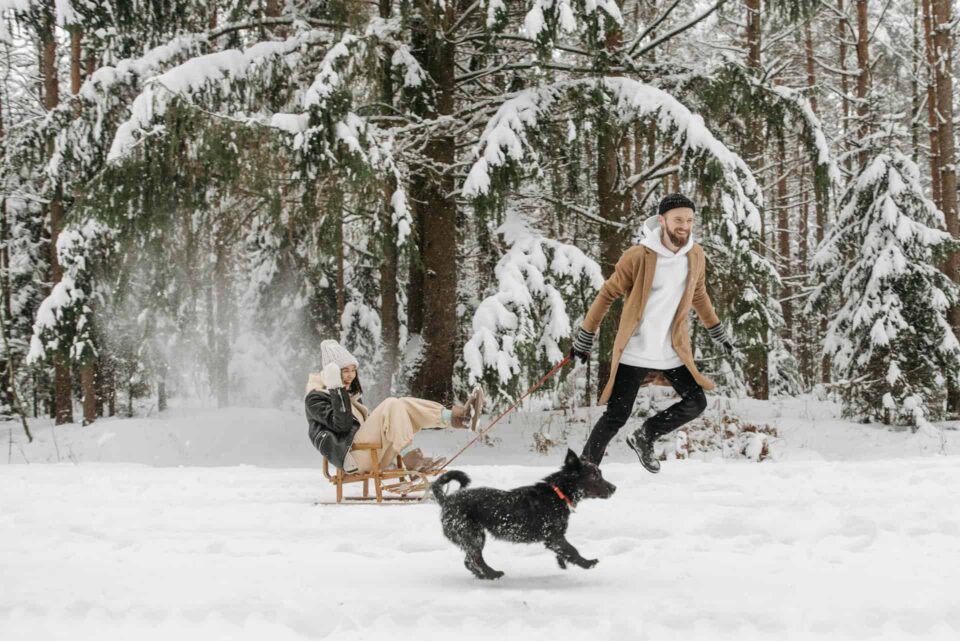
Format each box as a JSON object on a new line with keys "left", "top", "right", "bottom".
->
{"left": 639, "top": 214, "right": 694, "bottom": 258}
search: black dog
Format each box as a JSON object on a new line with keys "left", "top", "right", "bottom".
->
{"left": 431, "top": 449, "right": 616, "bottom": 580}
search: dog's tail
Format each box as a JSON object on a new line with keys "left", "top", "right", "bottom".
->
{"left": 431, "top": 470, "right": 470, "bottom": 505}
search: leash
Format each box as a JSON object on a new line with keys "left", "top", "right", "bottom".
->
{"left": 418, "top": 355, "right": 573, "bottom": 501}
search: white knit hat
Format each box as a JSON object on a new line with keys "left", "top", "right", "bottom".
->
{"left": 320, "top": 340, "right": 359, "bottom": 369}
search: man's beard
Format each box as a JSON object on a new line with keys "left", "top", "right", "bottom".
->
{"left": 665, "top": 228, "right": 688, "bottom": 247}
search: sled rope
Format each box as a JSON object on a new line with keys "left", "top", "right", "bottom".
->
{"left": 429, "top": 355, "right": 573, "bottom": 476}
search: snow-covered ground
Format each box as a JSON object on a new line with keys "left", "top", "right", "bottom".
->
{"left": 2, "top": 396, "right": 959, "bottom": 640}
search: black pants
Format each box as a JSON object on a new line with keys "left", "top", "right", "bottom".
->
{"left": 582, "top": 363, "right": 707, "bottom": 464}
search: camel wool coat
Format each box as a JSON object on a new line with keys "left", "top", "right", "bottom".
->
{"left": 582, "top": 243, "right": 721, "bottom": 405}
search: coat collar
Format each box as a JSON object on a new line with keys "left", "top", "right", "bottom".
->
{"left": 305, "top": 372, "right": 326, "bottom": 394}
{"left": 305, "top": 373, "right": 369, "bottom": 421}
{"left": 641, "top": 246, "right": 657, "bottom": 294}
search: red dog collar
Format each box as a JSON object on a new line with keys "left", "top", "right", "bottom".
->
{"left": 552, "top": 484, "right": 575, "bottom": 511}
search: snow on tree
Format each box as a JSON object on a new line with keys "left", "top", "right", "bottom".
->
{"left": 811, "top": 149, "right": 960, "bottom": 425}
{"left": 27, "top": 220, "right": 114, "bottom": 372}
{"left": 463, "top": 210, "right": 603, "bottom": 399}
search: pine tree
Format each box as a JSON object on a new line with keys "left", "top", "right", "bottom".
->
{"left": 811, "top": 148, "right": 960, "bottom": 424}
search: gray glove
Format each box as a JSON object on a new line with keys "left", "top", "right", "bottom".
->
{"left": 570, "top": 327, "right": 595, "bottom": 363}
{"left": 707, "top": 321, "right": 736, "bottom": 357}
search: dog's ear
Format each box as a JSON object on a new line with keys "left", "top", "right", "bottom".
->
{"left": 564, "top": 448, "right": 581, "bottom": 469}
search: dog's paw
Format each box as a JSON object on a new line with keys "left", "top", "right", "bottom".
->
{"left": 485, "top": 570, "right": 505, "bottom": 580}
{"left": 583, "top": 558, "right": 599, "bottom": 569}
{"left": 556, "top": 556, "right": 568, "bottom": 570}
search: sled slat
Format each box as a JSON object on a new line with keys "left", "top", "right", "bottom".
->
{"left": 322, "top": 442, "right": 446, "bottom": 504}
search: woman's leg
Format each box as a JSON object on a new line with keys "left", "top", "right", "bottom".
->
{"left": 354, "top": 397, "right": 444, "bottom": 471}
{"left": 350, "top": 410, "right": 384, "bottom": 473}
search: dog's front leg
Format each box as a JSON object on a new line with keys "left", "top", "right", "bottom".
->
{"left": 546, "top": 537, "right": 598, "bottom": 570}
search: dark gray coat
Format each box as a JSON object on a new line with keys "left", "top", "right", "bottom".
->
{"left": 305, "top": 387, "right": 361, "bottom": 470}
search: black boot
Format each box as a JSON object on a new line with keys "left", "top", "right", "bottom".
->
{"left": 626, "top": 427, "right": 660, "bottom": 474}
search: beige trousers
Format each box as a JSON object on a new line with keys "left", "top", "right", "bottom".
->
{"left": 352, "top": 397, "right": 445, "bottom": 472}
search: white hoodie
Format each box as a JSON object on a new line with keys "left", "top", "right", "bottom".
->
{"left": 619, "top": 215, "right": 694, "bottom": 370}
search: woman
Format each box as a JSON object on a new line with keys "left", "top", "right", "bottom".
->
{"left": 306, "top": 340, "right": 484, "bottom": 473}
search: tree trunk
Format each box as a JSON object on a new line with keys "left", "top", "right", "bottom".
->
{"left": 776, "top": 135, "right": 792, "bottom": 341}
{"left": 0, "top": 116, "right": 28, "bottom": 441}
{"left": 912, "top": 0, "right": 920, "bottom": 160}
{"left": 378, "top": 0, "right": 400, "bottom": 397}
{"left": 922, "top": 0, "right": 943, "bottom": 207}
{"left": 838, "top": 0, "right": 852, "bottom": 173}
{"left": 799, "top": 162, "right": 811, "bottom": 384}
{"left": 42, "top": 24, "right": 60, "bottom": 278}
{"left": 855, "top": 0, "right": 870, "bottom": 170}
{"left": 42, "top": 10, "right": 73, "bottom": 424}
{"left": 0, "top": 195, "right": 8, "bottom": 414}
{"left": 804, "top": 18, "right": 831, "bottom": 384}
{"left": 745, "top": 0, "right": 761, "bottom": 69}
{"left": 80, "top": 363, "right": 95, "bottom": 424}
{"left": 595, "top": 9, "right": 628, "bottom": 401}
{"left": 407, "top": 180, "right": 425, "bottom": 338}
{"left": 52, "top": 352, "right": 72, "bottom": 423}
{"left": 931, "top": 0, "right": 960, "bottom": 413}
{"left": 744, "top": 0, "right": 768, "bottom": 399}
{"left": 335, "top": 202, "right": 345, "bottom": 327}
{"left": 213, "top": 241, "right": 230, "bottom": 408}
{"left": 70, "top": 28, "right": 97, "bottom": 423}
{"left": 0, "top": 86, "right": 10, "bottom": 415}
{"left": 380, "top": 178, "right": 400, "bottom": 398}
{"left": 158, "top": 378, "right": 167, "bottom": 412}
{"left": 803, "top": 20, "right": 819, "bottom": 119}
{"left": 596, "top": 121, "right": 628, "bottom": 400}
{"left": 107, "top": 365, "right": 116, "bottom": 416}
{"left": 264, "top": 0, "right": 287, "bottom": 38}
{"left": 410, "top": 1, "right": 458, "bottom": 403}
{"left": 96, "top": 350, "right": 110, "bottom": 417}
{"left": 70, "top": 29, "right": 81, "bottom": 95}
{"left": 633, "top": 122, "right": 645, "bottom": 200}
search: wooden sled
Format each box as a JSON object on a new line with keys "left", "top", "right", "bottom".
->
{"left": 321, "top": 442, "right": 447, "bottom": 503}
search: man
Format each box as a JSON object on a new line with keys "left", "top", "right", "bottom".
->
{"left": 571, "top": 193, "right": 736, "bottom": 472}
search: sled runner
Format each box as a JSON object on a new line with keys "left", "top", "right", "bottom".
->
{"left": 321, "top": 442, "right": 447, "bottom": 503}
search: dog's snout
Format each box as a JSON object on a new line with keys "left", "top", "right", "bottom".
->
{"left": 605, "top": 481, "right": 616, "bottom": 496}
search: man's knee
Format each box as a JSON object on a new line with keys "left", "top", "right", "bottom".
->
{"left": 600, "top": 407, "right": 631, "bottom": 430}
{"left": 684, "top": 390, "right": 707, "bottom": 417}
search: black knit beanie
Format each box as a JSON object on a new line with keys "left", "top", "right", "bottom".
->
{"left": 658, "top": 193, "right": 696, "bottom": 216}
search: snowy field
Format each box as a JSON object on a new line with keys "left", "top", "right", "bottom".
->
{"left": 2, "top": 397, "right": 960, "bottom": 640}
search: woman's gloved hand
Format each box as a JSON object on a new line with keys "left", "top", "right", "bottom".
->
{"left": 321, "top": 362, "right": 344, "bottom": 389}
